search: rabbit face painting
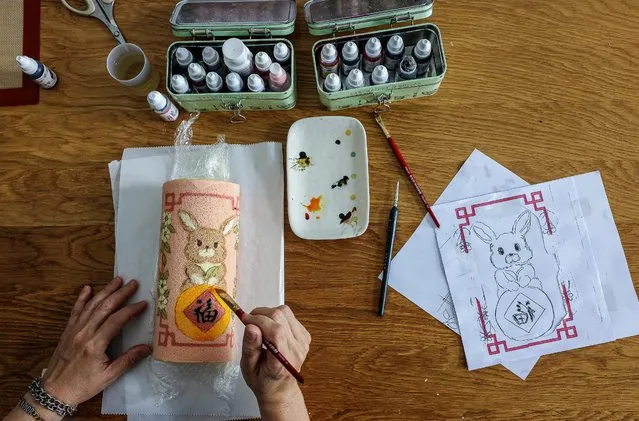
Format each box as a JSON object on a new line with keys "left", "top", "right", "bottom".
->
{"left": 474, "top": 211, "right": 533, "bottom": 271}
{"left": 473, "top": 211, "right": 555, "bottom": 341}
{"left": 179, "top": 209, "right": 237, "bottom": 288}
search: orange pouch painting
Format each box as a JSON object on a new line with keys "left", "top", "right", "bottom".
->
{"left": 154, "top": 179, "right": 240, "bottom": 363}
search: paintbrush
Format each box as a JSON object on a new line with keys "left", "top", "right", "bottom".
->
{"left": 379, "top": 181, "right": 399, "bottom": 316}
{"left": 374, "top": 112, "right": 440, "bottom": 228}
{"left": 215, "top": 288, "right": 305, "bottom": 384}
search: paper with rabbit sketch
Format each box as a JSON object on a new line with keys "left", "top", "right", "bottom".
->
{"left": 435, "top": 177, "right": 614, "bottom": 369}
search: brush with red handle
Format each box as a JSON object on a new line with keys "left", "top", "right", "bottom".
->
{"left": 374, "top": 112, "right": 440, "bottom": 228}
{"left": 215, "top": 288, "right": 305, "bottom": 384}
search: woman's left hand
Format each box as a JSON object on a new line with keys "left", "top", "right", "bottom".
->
{"left": 41, "top": 277, "right": 151, "bottom": 407}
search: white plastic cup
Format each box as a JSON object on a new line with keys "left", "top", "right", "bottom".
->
{"left": 107, "top": 43, "right": 159, "bottom": 92}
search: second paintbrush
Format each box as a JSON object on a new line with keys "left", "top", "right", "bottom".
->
{"left": 379, "top": 181, "right": 400, "bottom": 316}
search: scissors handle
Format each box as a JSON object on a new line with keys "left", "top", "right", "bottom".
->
{"left": 60, "top": 0, "right": 96, "bottom": 16}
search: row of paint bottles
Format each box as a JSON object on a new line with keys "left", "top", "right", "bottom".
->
{"left": 171, "top": 64, "right": 289, "bottom": 94}
{"left": 324, "top": 65, "right": 390, "bottom": 92}
{"left": 176, "top": 46, "right": 226, "bottom": 75}
{"left": 321, "top": 36, "right": 433, "bottom": 91}
{"left": 172, "top": 40, "right": 290, "bottom": 94}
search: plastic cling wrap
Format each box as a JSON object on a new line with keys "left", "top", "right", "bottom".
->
{"left": 150, "top": 112, "right": 241, "bottom": 414}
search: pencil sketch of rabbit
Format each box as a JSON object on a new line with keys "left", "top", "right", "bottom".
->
{"left": 178, "top": 210, "right": 237, "bottom": 288}
{"left": 472, "top": 211, "right": 555, "bottom": 341}
{"left": 473, "top": 211, "right": 542, "bottom": 293}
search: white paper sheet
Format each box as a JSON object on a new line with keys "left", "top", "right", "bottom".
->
{"left": 385, "top": 150, "right": 539, "bottom": 379}
{"left": 102, "top": 143, "right": 285, "bottom": 420}
{"left": 435, "top": 176, "right": 615, "bottom": 369}
{"left": 387, "top": 150, "right": 639, "bottom": 378}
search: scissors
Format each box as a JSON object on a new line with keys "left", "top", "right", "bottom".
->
{"left": 61, "top": 0, "right": 126, "bottom": 44}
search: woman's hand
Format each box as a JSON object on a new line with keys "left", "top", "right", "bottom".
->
{"left": 42, "top": 277, "right": 151, "bottom": 407}
{"left": 240, "top": 305, "right": 311, "bottom": 421}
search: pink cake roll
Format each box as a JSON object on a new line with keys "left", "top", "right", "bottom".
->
{"left": 153, "top": 179, "right": 240, "bottom": 363}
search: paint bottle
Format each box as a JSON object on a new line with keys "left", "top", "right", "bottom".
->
{"left": 412, "top": 38, "right": 433, "bottom": 77}
{"left": 396, "top": 56, "right": 417, "bottom": 81}
{"left": 147, "top": 91, "right": 179, "bottom": 122}
{"left": 371, "top": 65, "right": 389, "bottom": 85}
{"left": 202, "top": 47, "right": 223, "bottom": 73}
{"left": 15, "top": 55, "right": 57, "bottom": 89}
{"left": 171, "top": 74, "right": 190, "bottom": 94}
{"left": 268, "top": 63, "right": 291, "bottom": 92}
{"left": 362, "top": 37, "right": 383, "bottom": 73}
{"left": 222, "top": 38, "right": 254, "bottom": 78}
{"left": 345, "top": 68, "right": 364, "bottom": 90}
{"left": 225, "top": 72, "right": 244, "bottom": 92}
{"left": 273, "top": 42, "right": 291, "bottom": 71}
{"left": 175, "top": 47, "right": 193, "bottom": 69}
{"left": 188, "top": 62, "right": 208, "bottom": 92}
{"left": 384, "top": 35, "right": 405, "bottom": 71}
{"left": 323, "top": 72, "right": 342, "bottom": 92}
{"left": 206, "top": 71, "right": 224, "bottom": 93}
{"left": 254, "top": 51, "right": 273, "bottom": 80}
{"left": 247, "top": 73, "right": 266, "bottom": 93}
{"left": 341, "top": 41, "right": 360, "bottom": 76}
{"left": 319, "top": 43, "right": 339, "bottom": 79}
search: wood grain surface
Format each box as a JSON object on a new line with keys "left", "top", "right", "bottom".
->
{"left": 1, "top": 0, "right": 639, "bottom": 419}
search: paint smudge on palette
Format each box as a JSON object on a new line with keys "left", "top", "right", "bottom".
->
{"left": 302, "top": 196, "right": 323, "bottom": 221}
{"left": 351, "top": 152, "right": 356, "bottom": 157}
{"left": 339, "top": 207, "right": 358, "bottom": 226}
{"left": 304, "top": 196, "right": 323, "bottom": 212}
{"left": 290, "top": 151, "right": 312, "bottom": 171}
{"left": 332, "top": 175, "right": 349, "bottom": 189}
{"left": 335, "top": 139, "right": 341, "bottom": 145}
{"left": 345, "top": 129, "right": 352, "bottom": 136}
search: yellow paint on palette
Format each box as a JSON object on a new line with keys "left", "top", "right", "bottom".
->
{"left": 351, "top": 194, "right": 357, "bottom": 201}
{"left": 345, "top": 129, "right": 352, "bottom": 136}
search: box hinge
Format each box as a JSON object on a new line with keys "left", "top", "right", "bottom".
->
{"left": 190, "top": 29, "right": 216, "bottom": 40}
{"left": 332, "top": 22, "right": 355, "bottom": 37}
{"left": 390, "top": 12, "right": 415, "bottom": 27}
{"left": 249, "top": 27, "right": 272, "bottom": 38}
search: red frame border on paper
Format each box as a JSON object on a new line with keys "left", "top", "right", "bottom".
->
{"left": 454, "top": 191, "right": 578, "bottom": 355}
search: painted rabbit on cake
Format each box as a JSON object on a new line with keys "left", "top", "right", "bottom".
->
{"left": 473, "top": 211, "right": 556, "bottom": 341}
{"left": 178, "top": 209, "right": 237, "bottom": 288}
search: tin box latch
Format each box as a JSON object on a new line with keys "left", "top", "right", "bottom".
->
{"left": 223, "top": 100, "right": 247, "bottom": 124}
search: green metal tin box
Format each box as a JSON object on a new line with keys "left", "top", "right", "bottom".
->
{"left": 167, "top": 0, "right": 297, "bottom": 122}
{"left": 305, "top": 0, "right": 447, "bottom": 111}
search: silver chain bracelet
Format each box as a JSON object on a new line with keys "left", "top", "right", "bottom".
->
{"left": 27, "top": 377, "right": 78, "bottom": 417}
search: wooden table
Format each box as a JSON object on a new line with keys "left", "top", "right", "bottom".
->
{"left": 2, "top": 0, "right": 639, "bottom": 419}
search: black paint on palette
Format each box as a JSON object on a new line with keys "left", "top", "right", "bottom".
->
{"left": 332, "top": 175, "right": 349, "bottom": 189}
{"left": 339, "top": 207, "right": 357, "bottom": 225}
